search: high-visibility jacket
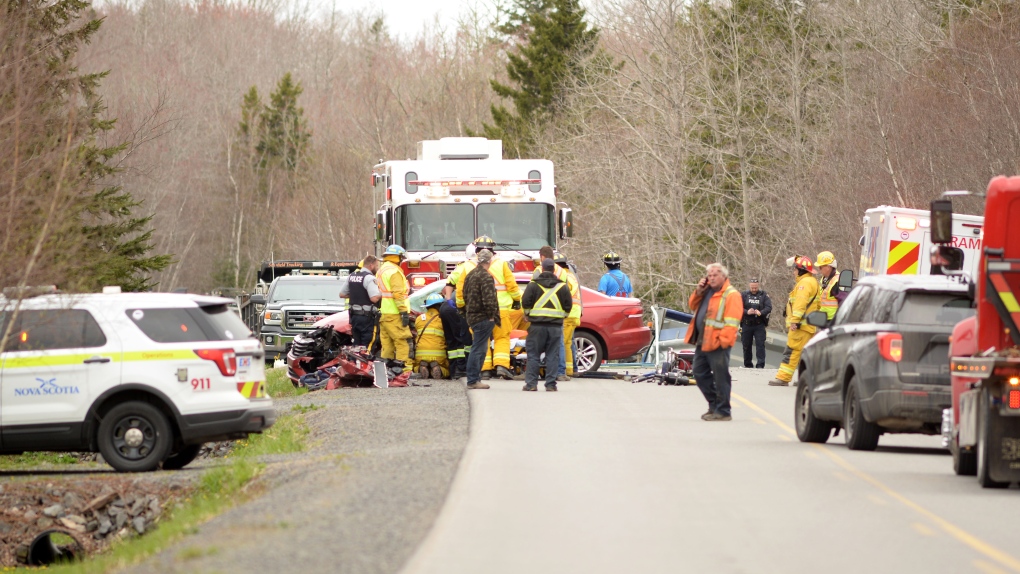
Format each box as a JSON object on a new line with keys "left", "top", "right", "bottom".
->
{"left": 530, "top": 265, "right": 582, "bottom": 318}
{"left": 378, "top": 261, "right": 409, "bottom": 315}
{"left": 526, "top": 283, "right": 569, "bottom": 320}
{"left": 684, "top": 279, "right": 743, "bottom": 352}
{"left": 454, "top": 256, "right": 521, "bottom": 310}
{"left": 786, "top": 273, "right": 821, "bottom": 334}
{"left": 819, "top": 272, "right": 839, "bottom": 321}
{"left": 414, "top": 309, "right": 447, "bottom": 361}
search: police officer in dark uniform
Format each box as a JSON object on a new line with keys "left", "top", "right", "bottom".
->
{"left": 339, "top": 255, "right": 382, "bottom": 347}
{"left": 740, "top": 278, "right": 772, "bottom": 369}
{"left": 439, "top": 297, "right": 472, "bottom": 379}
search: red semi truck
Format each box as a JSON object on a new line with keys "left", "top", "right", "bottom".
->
{"left": 938, "top": 176, "right": 1020, "bottom": 487}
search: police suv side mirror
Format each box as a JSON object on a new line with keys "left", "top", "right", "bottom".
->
{"left": 837, "top": 269, "right": 855, "bottom": 292}
{"left": 806, "top": 311, "right": 829, "bottom": 328}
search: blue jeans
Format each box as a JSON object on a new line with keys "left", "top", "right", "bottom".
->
{"left": 558, "top": 331, "right": 567, "bottom": 376}
{"left": 693, "top": 347, "right": 733, "bottom": 416}
{"left": 525, "top": 323, "right": 562, "bottom": 387}
{"left": 467, "top": 320, "right": 495, "bottom": 385}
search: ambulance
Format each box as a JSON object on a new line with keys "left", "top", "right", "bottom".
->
{"left": 370, "top": 138, "right": 573, "bottom": 290}
{"left": 859, "top": 206, "right": 984, "bottom": 279}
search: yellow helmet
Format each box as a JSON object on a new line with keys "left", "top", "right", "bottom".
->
{"left": 816, "top": 251, "right": 836, "bottom": 268}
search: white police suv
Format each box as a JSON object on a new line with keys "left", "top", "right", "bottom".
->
{"left": 0, "top": 292, "right": 275, "bottom": 472}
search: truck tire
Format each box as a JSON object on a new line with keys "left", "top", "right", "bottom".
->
{"left": 795, "top": 381, "right": 832, "bottom": 443}
{"left": 843, "top": 377, "right": 880, "bottom": 451}
{"left": 97, "top": 401, "right": 174, "bottom": 473}
{"left": 572, "top": 330, "right": 603, "bottom": 375}
{"left": 951, "top": 442, "right": 977, "bottom": 476}
{"left": 977, "top": 389, "right": 1009, "bottom": 488}
{"left": 162, "top": 444, "right": 202, "bottom": 470}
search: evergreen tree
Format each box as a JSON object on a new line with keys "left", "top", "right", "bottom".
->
{"left": 240, "top": 73, "right": 311, "bottom": 172}
{"left": 482, "top": 0, "right": 599, "bottom": 158}
{"left": 0, "top": 0, "right": 169, "bottom": 292}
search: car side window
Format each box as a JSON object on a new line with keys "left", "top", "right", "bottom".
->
{"left": 832, "top": 288, "right": 859, "bottom": 326}
{"left": 844, "top": 286, "right": 873, "bottom": 324}
{"left": 869, "top": 289, "right": 900, "bottom": 323}
{"left": 11, "top": 309, "right": 107, "bottom": 351}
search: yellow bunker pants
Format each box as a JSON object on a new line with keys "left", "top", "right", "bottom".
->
{"left": 482, "top": 310, "right": 513, "bottom": 371}
{"left": 775, "top": 328, "right": 813, "bottom": 383}
{"left": 509, "top": 308, "right": 530, "bottom": 332}
{"left": 379, "top": 314, "right": 412, "bottom": 372}
{"left": 562, "top": 317, "right": 580, "bottom": 376}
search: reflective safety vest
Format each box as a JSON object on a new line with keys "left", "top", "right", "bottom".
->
{"left": 705, "top": 286, "right": 741, "bottom": 331}
{"left": 526, "top": 283, "right": 569, "bottom": 320}
{"left": 377, "top": 261, "right": 409, "bottom": 315}
{"left": 819, "top": 273, "right": 839, "bottom": 320}
{"left": 684, "top": 279, "right": 743, "bottom": 352}
{"left": 414, "top": 309, "right": 447, "bottom": 361}
{"left": 455, "top": 256, "right": 520, "bottom": 310}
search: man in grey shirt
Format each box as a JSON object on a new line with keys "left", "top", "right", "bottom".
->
{"left": 339, "top": 255, "right": 382, "bottom": 347}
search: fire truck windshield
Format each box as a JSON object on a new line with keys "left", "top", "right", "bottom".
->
{"left": 396, "top": 204, "right": 475, "bottom": 251}
{"left": 477, "top": 204, "right": 555, "bottom": 250}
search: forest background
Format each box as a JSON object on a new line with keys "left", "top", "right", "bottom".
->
{"left": 4, "top": 0, "right": 1020, "bottom": 306}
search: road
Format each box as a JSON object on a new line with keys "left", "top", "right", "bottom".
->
{"left": 402, "top": 368, "right": 1020, "bottom": 574}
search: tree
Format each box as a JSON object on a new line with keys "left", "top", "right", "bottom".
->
{"left": 482, "top": 0, "right": 599, "bottom": 158}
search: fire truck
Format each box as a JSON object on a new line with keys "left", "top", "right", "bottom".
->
{"left": 859, "top": 206, "right": 983, "bottom": 279}
{"left": 936, "top": 177, "right": 1020, "bottom": 487}
{"left": 370, "top": 138, "right": 573, "bottom": 289}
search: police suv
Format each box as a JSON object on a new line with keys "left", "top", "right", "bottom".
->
{"left": 0, "top": 292, "right": 275, "bottom": 472}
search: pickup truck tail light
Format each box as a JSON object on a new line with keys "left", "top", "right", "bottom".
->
{"left": 877, "top": 332, "right": 902, "bottom": 362}
{"left": 195, "top": 348, "right": 237, "bottom": 376}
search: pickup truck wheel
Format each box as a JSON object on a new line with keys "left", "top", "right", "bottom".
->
{"left": 977, "top": 390, "right": 1009, "bottom": 488}
{"left": 952, "top": 443, "right": 977, "bottom": 476}
{"left": 843, "top": 378, "right": 880, "bottom": 451}
{"left": 572, "top": 331, "right": 603, "bottom": 375}
{"left": 265, "top": 358, "right": 276, "bottom": 369}
{"left": 162, "top": 444, "right": 202, "bottom": 470}
{"left": 795, "top": 382, "right": 832, "bottom": 443}
{"left": 98, "top": 401, "right": 173, "bottom": 473}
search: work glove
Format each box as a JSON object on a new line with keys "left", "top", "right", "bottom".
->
{"left": 511, "top": 300, "right": 521, "bottom": 310}
{"left": 400, "top": 312, "right": 410, "bottom": 327}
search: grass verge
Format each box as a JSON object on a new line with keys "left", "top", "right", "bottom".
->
{"left": 266, "top": 366, "right": 307, "bottom": 398}
{"left": 0, "top": 451, "right": 90, "bottom": 470}
{"left": 50, "top": 409, "right": 311, "bottom": 573}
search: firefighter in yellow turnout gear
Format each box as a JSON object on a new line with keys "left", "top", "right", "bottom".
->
{"left": 769, "top": 256, "right": 821, "bottom": 387}
{"left": 816, "top": 251, "right": 840, "bottom": 321}
{"left": 452, "top": 236, "right": 522, "bottom": 379}
{"left": 377, "top": 244, "right": 414, "bottom": 374}
{"left": 413, "top": 294, "right": 449, "bottom": 379}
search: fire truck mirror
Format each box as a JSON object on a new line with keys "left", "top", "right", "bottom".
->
{"left": 930, "top": 199, "right": 953, "bottom": 244}
{"left": 375, "top": 210, "right": 388, "bottom": 243}
{"left": 837, "top": 269, "right": 855, "bottom": 292}
{"left": 559, "top": 208, "right": 574, "bottom": 239}
{"left": 405, "top": 171, "right": 419, "bottom": 194}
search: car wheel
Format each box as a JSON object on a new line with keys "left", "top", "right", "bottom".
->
{"left": 572, "top": 331, "right": 604, "bottom": 375}
{"left": 952, "top": 442, "right": 977, "bottom": 476}
{"left": 162, "top": 443, "right": 203, "bottom": 470}
{"left": 795, "top": 381, "right": 832, "bottom": 443}
{"left": 97, "top": 401, "right": 173, "bottom": 472}
{"left": 977, "top": 389, "right": 1009, "bottom": 488}
{"left": 843, "top": 377, "right": 880, "bottom": 451}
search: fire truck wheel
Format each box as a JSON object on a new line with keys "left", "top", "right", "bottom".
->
{"left": 951, "top": 442, "right": 976, "bottom": 476}
{"left": 97, "top": 401, "right": 174, "bottom": 473}
{"left": 162, "top": 444, "right": 202, "bottom": 470}
{"left": 843, "top": 378, "right": 880, "bottom": 451}
{"left": 977, "top": 390, "right": 1010, "bottom": 488}
{"left": 795, "top": 382, "right": 832, "bottom": 443}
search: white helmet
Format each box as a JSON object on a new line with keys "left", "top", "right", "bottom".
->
{"left": 464, "top": 244, "right": 475, "bottom": 258}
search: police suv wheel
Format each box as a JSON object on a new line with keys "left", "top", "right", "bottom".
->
{"left": 162, "top": 443, "right": 202, "bottom": 470}
{"left": 98, "top": 401, "right": 173, "bottom": 473}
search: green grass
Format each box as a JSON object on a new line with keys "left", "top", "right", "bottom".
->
{"left": 0, "top": 451, "right": 91, "bottom": 470}
{"left": 50, "top": 411, "right": 311, "bottom": 573}
{"left": 266, "top": 366, "right": 307, "bottom": 398}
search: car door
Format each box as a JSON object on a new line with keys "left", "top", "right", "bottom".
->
{"left": 0, "top": 307, "right": 118, "bottom": 450}
{"left": 812, "top": 286, "right": 873, "bottom": 418}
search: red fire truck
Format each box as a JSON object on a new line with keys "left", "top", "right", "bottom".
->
{"left": 938, "top": 176, "right": 1020, "bottom": 487}
{"left": 370, "top": 138, "right": 573, "bottom": 289}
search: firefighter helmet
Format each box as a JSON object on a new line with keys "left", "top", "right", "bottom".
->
{"left": 473, "top": 236, "right": 496, "bottom": 251}
{"left": 424, "top": 293, "right": 445, "bottom": 309}
{"left": 384, "top": 244, "right": 407, "bottom": 257}
{"left": 603, "top": 251, "right": 622, "bottom": 265}
{"left": 816, "top": 251, "right": 836, "bottom": 268}
{"left": 786, "top": 255, "right": 815, "bottom": 274}
{"left": 554, "top": 254, "right": 569, "bottom": 268}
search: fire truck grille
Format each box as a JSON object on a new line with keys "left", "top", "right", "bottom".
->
{"left": 446, "top": 262, "right": 459, "bottom": 275}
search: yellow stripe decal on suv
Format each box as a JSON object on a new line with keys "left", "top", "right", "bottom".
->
{"left": 2, "top": 350, "right": 199, "bottom": 369}
{"left": 237, "top": 381, "right": 266, "bottom": 399}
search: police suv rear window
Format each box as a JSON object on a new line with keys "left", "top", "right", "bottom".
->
{"left": 127, "top": 306, "right": 252, "bottom": 343}
{"left": 897, "top": 293, "right": 974, "bottom": 326}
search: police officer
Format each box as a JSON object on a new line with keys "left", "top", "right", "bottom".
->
{"left": 740, "top": 278, "right": 772, "bottom": 369}
{"left": 339, "top": 255, "right": 382, "bottom": 347}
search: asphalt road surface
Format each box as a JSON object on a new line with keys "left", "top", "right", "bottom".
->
{"left": 402, "top": 368, "right": 1020, "bottom": 574}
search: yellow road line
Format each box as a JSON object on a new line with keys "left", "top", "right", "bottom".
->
{"left": 912, "top": 522, "right": 936, "bottom": 537}
{"left": 733, "top": 392, "right": 1020, "bottom": 573}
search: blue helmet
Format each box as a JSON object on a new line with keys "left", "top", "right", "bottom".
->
{"left": 384, "top": 244, "right": 406, "bottom": 257}
{"left": 424, "top": 293, "right": 445, "bottom": 308}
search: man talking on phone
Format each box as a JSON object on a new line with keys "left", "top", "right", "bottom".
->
{"left": 684, "top": 263, "right": 744, "bottom": 421}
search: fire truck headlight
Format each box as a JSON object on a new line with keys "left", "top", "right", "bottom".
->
{"left": 425, "top": 186, "right": 449, "bottom": 198}
{"left": 500, "top": 185, "right": 526, "bottom": 198}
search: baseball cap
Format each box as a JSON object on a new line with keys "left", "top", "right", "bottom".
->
{"left": 541, "top": 258, "right": 555, "bottom": 271}
{"left": 477, "top": 250, "right": 494, "bottom": 263}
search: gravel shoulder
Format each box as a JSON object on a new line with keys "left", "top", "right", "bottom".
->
{"left": 129, "top": 379, "right": 469, "bottom": 574}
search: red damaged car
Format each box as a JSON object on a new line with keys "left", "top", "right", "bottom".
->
{"left": 297, "top": 272, "right": 650, "bottom": 376}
